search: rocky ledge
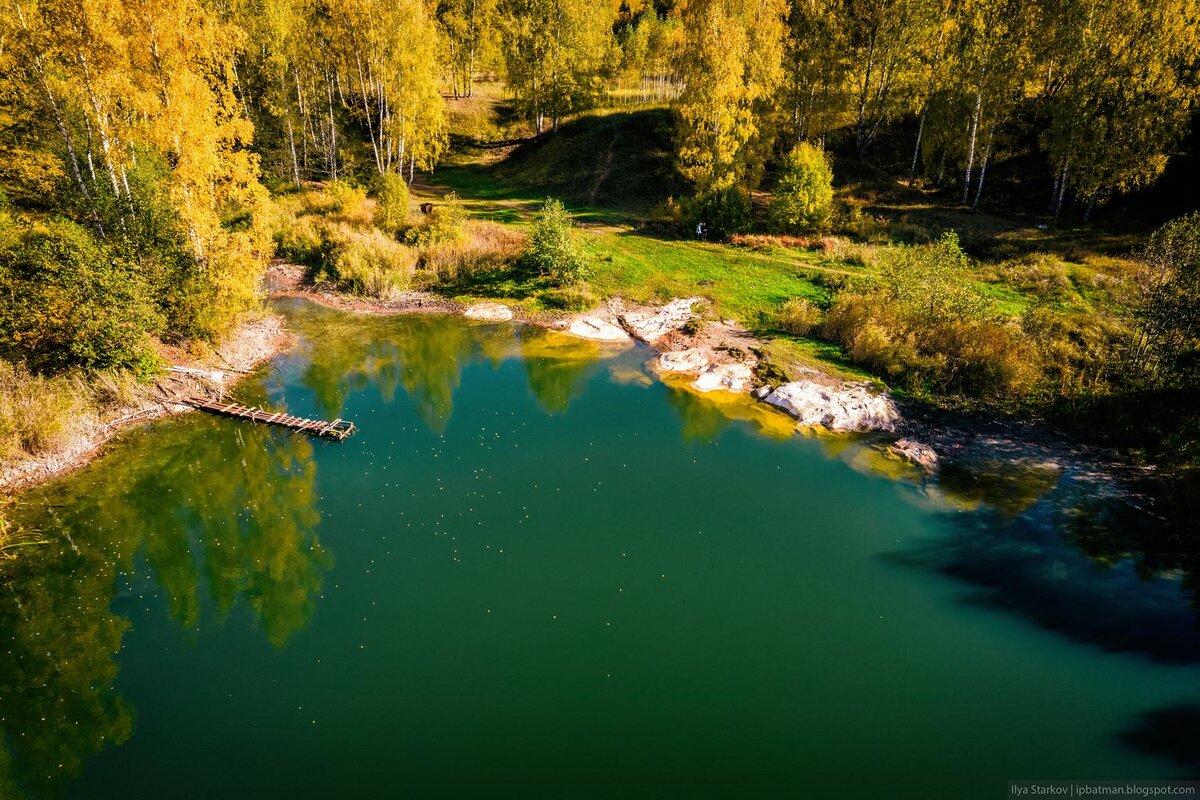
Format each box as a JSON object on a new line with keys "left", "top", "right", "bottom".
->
{"left": 565, "top": 316, "right": 631, "bottom": 342}
{"left": 760, "top": 372, "right": 899, "bottom": 432}
{"left": 619, "top": 298, "right": 702, "bottom": 344}
{"left": 463, "top": 301, "right": 514, "bottom": 322}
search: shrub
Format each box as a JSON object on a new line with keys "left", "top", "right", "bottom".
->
{"left": 769, "top": 143, "right": 834, "bottom": 234}
{"left": 405, "top": 192, "right": 467, "bottom": 247}
{"left": 1129, "top": 212, "right": 1200, "bottom": 389}
{"left": 327, "top": 180, "right": 367, "bottom": 216}
{"left": 372, "top": 172, "right": 410, "bottom": 234}
{"left": 778, "top": 297, "right": 822, "bottom": 335}
{"left": 686, "top": 186, "right": 751, "bottom": 240}
{"left": 0, "top": 220, "right": 162, "bottom": 376}
{"left": 883, "top": 232, "right": 984, "bottom": 319}
{"left": 527, "top": 197, "right": 590, "bottom": 284}
{"left": 273, "top": 215, "right": 325, "bottom": 267}
{"left": 821, "top": 231, "right": 1042, "bottom": 399}
{"left": 322, "top": 226, "right": 418, "bottom": 301}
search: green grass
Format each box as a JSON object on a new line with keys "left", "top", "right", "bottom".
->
{"left": 425, "top": 166, "right": 635, "bottom": 227}
{"left": 429, "top": 107, "right": 683, "bottom": 227}
{"left": 583, "top": 232, "right": 838, "bottom": 327}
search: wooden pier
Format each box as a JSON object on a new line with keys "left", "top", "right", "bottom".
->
{"left": 183, "top": 397, "right": 357, "bottom": 441}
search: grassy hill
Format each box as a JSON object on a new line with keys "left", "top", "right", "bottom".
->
{"left": 438, "top": 108, "right": 685, "bottom": 218}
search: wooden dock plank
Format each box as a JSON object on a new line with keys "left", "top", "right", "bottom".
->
{"left": 182, "top": 397, "right": 357, "bottom": 440}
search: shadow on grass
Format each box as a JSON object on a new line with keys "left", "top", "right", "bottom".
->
{"left": 432, "top": 263, "right": 556, "bottom": 303}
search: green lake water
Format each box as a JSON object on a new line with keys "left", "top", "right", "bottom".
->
{"left": 3, "top": 298, "right": 1198, "bottom": 798}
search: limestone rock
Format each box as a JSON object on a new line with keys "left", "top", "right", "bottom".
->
{"left": 889, "top": 438, "right": 939, "bottom": 471}
{"left": 463, "top": 302, "right": 513, "bottom": 322}
{"left": 656, "top": 348, "right": 712, "bottom": 373}
{"left": 566, "top": 316, "right": 631, "bottom": 342}
{"left": 763, "top": 378, "right": 899, "bottom": 432}
{"left": 693, "top": 363, "right": 754, "bottom": 393}
{"left": 620, "top": 298, "right": 700, "bottom": 343}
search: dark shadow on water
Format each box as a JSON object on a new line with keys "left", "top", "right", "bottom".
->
{"left": 888, "top": 467, "right": 1200, "bottom": 665}
{"left": 1119, "top": 704, "right": 1200, "bottom": 775}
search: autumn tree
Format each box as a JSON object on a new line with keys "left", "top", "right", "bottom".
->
{"left": 673, "top": 0, "right": 788, "bottom": 193}
{"left": 951, "top": 0, "right": 1039, "bottom": 206}
{"left": 768, "top": 142, "right": 834, "bottom": 233}
{"left": 437, "top": 0, "right": 500, "bottom": 99}
{"left": 843, "top": 0, "right": 942, "bottom": 156}
{"left": 0, "top": 0, "right": 271, "bottom": 340}
{"left": 1039, "top": 0, "right": 1200, "bottom": 220}
{"left": 498, "top": 0, "right": 615, "bottom": 134}
{"left": 1130, "top": 213, "right": 1200, "bottom": 387}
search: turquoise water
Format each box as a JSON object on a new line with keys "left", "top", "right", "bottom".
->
{"left": 3, "top": 298, "right": 1198, "bottom": 798}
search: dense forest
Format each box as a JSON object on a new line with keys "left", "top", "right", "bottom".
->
{"left": 1, "top": 0, "right": 1199, "bottom": 480}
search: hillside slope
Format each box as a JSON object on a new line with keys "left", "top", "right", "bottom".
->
{"left": 491, "top": 109, "right": 685, "bottom": 212}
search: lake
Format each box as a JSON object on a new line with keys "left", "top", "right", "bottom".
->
{"left": 4, "top": 298, "right": 1198, "bottom": 798}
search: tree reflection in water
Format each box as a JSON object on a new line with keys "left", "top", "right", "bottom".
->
{"left": 0, "top": 410, "right": 326, "bottom": 796}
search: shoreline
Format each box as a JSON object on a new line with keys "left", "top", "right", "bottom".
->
{"left": 270, "top": 264, "right": 1143, "bottom": 493}
{"left": 0, "top": 313, "right": 294, "bottom": 495}
{"left": 5, "top": 265, "right": 1145, "bottom": 506}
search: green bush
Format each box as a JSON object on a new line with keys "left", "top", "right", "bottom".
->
{"left": 527, "top": 198, "right": 590, "bottom": 284}
{"left": 777, "top": 297, "right": 822, "bottom": 335}
{"left": 821, "top": 230, "right": 1041, "bottom": 399}
{"left": 687, "top": 186, "right": 751, "bottom": 240}
{"left": 405, "top": 192, "right": 467, "bottom": 247}
{"left": 372, "top": 172, "right": 410, "bottom": 234}
{"left": 769, "top": 143, "right": 834, "bottom": 234}
{"left": 0, "top": 220, "right": 162, "bottom": 376}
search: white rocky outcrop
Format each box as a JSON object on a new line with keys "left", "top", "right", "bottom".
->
{"left": 656, "top": 348, "right": 712, "bottom": 373}
{"left": 463, "top": 302, "right": 513, "bottom": 322}
{"left": 566, "top": 316, "right": 631, "bottom": 342}
{"left": 762, "top": 376, "right": 899, "bottom": 432}
{"left": 620, "top": 298, "right": 700, "bottom": 343}
{"left": 693, "top": 363, "right": 754, "bottom": 393}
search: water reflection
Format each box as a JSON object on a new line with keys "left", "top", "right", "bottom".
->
{"left": 3, "top": 301, "right": 1198, "bottom": 796}
{"left": 284, "top": 300, "right": 624, "bottom": 426}
{"left": 0, "top": 542, "right": 133, "bottom": 798}
{"left": 0, "top": 410, "right": 326, "bottom": 796}
{"left": 519, "top": 332, "right": 607, "bottom": 415}
{"left": 660, "top": 373, "right": 797, "bottom": 442}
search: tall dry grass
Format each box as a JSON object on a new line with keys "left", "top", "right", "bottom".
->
{"left": 0, "top": 360, "right": 96, "bottom": 461}
{"left": 418, "top": 221, "right": 525, "bottom": 282}
{"left": 268, "top": 186, "right": 525, "bottom": 299}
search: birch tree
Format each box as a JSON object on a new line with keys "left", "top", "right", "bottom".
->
{"left": 498, "top": 0, "right": 614, "bottom": 134}
{"left": 674, "top": 0, "right": 787, "bottom": 192}
{"left": 437, "top": 0, "right": 500, "bottom": 99}
{"left": 1040, "top": 0, "right": 1200, "bottom": 220}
